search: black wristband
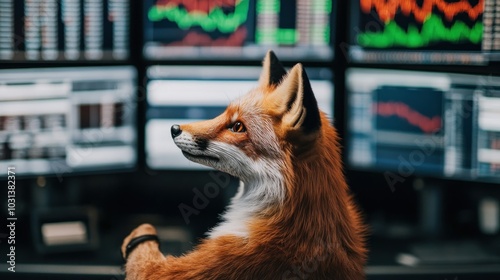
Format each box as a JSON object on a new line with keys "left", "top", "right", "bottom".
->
{"left": 124, "top": 234, "right": 160, "bottom": 261}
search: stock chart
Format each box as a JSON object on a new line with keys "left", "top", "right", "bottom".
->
{"left": 374, "top": 86, "right": 443, "bottom": 135}
{"left": 371, "top": 85, "right": 445, "bottom": 173}
{"left": 358, "top": 0, "right": 483, "bottom": 49}
{"left": 349, "top": 0, "right": 500, "bottom": 64}
{"left": 143, "top": 0, "right": 334, "bottom": 60}
{"left": 147, "top": 0, "right": 251, "bottom": 47}
{"left": 0, "top": 0, "right": 130, "bottom": 61}
{"left": 347, "top": 68, "right": 500, "bottom": 182}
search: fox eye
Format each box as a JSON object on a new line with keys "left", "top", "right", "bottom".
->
{"left": 230, "top": 121, "right": 246, "bottom": 133}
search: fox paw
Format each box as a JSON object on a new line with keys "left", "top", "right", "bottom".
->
{"left": 122, "top": 223, "right": 158, "bottom": 259}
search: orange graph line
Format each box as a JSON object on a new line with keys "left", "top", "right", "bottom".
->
{"left": 360, "top": 0, "right": 484, "bottom": 23}
{"left": 167, "top": 26, "right": 247, "bottom": 46}
{"left": 155, "top": 0, "right": 237, "bottom": 13}
{"left": 374, "top": 102, "right": 442, "bottom": 134}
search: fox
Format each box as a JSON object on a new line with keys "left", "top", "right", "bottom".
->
{"left": 121, "top": 51, "right": 367, "bottom": 280}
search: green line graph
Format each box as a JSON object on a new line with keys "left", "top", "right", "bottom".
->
{"left": 148, "top": 0, "right": 249, "bottom": 33}
{"left": 357, "top": 14, "right": 483, "bottom": 48}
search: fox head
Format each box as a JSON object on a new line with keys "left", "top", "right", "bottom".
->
{"left": 172, "top": 51, "right": 326, "bottom": 200}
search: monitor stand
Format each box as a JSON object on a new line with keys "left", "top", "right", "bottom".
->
{"left": 416, "top": 179, "right": 443, "bottom": 238}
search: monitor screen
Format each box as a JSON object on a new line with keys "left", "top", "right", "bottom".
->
{"left": 346, "top": 68, "right": 500, "bottom": 183}
{"left": 143, "top": 0, "right": 335, "bottom": 61}
{"left": 146, "top": 65, "right": 333, "bottom": 170}
{"left": 0, "top": 0, "right": 130, "bottom": 61}
{"left": 0, "top": 66, "right": 137, "bottom": 178}
{"left": 348, "top": 0, "right": 500, "bottom": 65}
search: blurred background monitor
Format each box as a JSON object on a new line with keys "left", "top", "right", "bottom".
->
{"left": 0, "top": 0, "right": 130, "bottom": 61}
{"left": 0, "top": 66, "right": 137, "bottom": 177}
{"left": 145, "top": 65, "right": 334, "bottom": 170}
{"left": 346, "top": 68, "right": 500, "bottom": 183}
{"left": 142, "top": 0, "right": 335, "bottom": 61}
{"left": 348, "top": 0, "right": 500, "bottom": 64}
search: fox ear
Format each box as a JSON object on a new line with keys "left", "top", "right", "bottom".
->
{"left": 272, "top": 64, "right": 321, "bottom": 134}
{"left": 258, "top": 50, "right": 287, "bottom": 88}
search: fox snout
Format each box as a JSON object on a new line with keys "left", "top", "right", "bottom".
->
{"left": 171, "top": 124, "right": 182, "bottom": 138}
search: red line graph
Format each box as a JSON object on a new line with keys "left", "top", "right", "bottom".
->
{"left": 374, "top": 102, "right": 442, "bottom": 134}
{"left": 154, "top": 0, "right": 237, "bottom": 13}
{"left": 167, "top": 26, "right": 247, "bottom": 46}
{"left": 360, "top": 0, "right": 484, "bottom": 23}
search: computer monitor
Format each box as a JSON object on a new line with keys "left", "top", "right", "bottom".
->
{"left": 0, "top": 66, "right": 137, "bottom": 178}
{"left": 0, "top": 0, "right": 130, "bottom": 61}
{"left": 143, "top": 0, "right": 335, "bottom": 61}
{"left": 347, "top": 0, "right": 500, "bottom": 64}
{"left": 346, "top": 68, "right": 500, "bottom": 183}
{"left": 146, "top": 65, "right": 334, "bottom": 170}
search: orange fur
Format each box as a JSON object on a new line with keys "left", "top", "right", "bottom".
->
{"left": 122, "top": 52, "right": 367, "bottom": 279}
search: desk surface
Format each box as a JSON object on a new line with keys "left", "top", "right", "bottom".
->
{"left": 1, "top": 236, "right": 500, "bottom": 279}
